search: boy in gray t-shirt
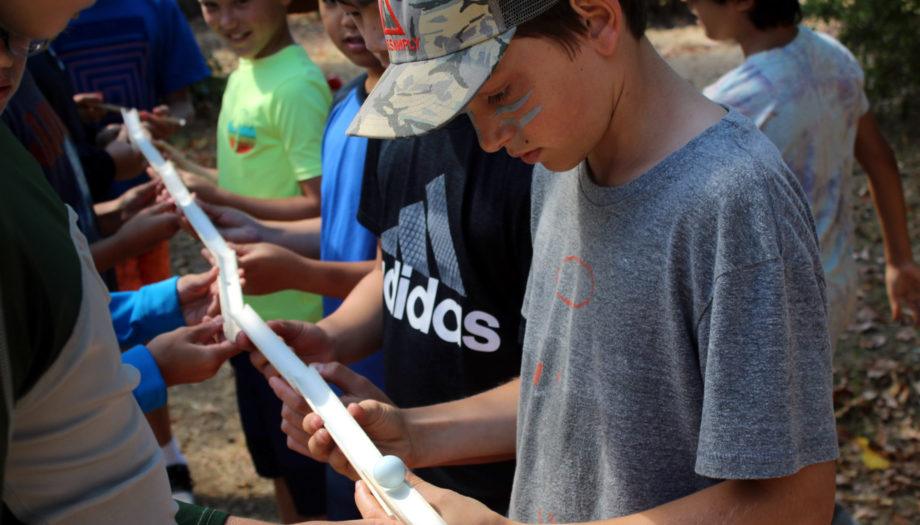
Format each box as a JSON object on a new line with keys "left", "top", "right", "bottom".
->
{"left": 279, "top": 0, "right": 840, "bottom": 523}
{"left": 514, "top": 109, "right": 836, "bottom": 520}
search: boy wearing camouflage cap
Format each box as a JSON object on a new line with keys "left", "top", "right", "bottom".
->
{"left": 250, "top": 0, "right": 533, "bottom": 517}
{"left": 294, "top": 0, "right": 838, "bottom": 523}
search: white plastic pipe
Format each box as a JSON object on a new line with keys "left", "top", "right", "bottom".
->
{"left": 125, "top": 108, "right": 443, "bottom": 523}
{"left": 122, "top": 109, "right": 243, "bottom": 339}
{"left": 230, "top": 305, "right": 447, "bottom": 525}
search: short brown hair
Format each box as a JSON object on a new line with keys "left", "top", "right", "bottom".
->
{"left": 712, "top": 0, "right": 801, "bottom": 30}
{"left": 515, "top": 0, "right": 647, "bottom": 57}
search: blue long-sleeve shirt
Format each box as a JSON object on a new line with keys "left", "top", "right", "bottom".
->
{"left": 110, "top": 277, "right": 185, "bottom": 413}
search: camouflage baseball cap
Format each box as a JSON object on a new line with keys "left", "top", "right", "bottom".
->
{"left": 347, "top": 0, "right": 560, "bottom": 139}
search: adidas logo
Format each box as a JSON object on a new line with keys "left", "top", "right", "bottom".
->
{"left": 380, "top": 175, "right": 501, "bottom": 352}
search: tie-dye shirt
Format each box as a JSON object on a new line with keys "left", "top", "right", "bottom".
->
{"left": 704, "top": 26, "right": 869, "bottom": 341}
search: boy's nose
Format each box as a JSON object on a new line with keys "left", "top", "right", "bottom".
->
{"left": 342, "top": 12, "right": 357, "bottom": 30}
{"left": 219, "top": 8, "right": 237, "bottom": 29}
{"left": 472, "top": 116, "right": 515, "bottom": 154}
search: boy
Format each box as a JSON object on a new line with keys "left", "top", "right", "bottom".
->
{"left": 290, "top": 0, "right": 839, "bottom": 523}
{"left": 52, "top": 0, "right": 211, "bottom": 289}
{"left": 0, "top": 4, "right": 211, "bottom": 521}
{"left": 192, "top": 0, "right": 332, "bottom": 520}
{"left": 2, "top": 71, "right": 180, "bottom": 280}
{"left": 0, "top": 5, "right": 365, "bottom": 523}
{"left": 51, "top": 0, "right": 213, "bottom": 498}
{"left": 317, "top": 0, "right": 387, "bottom": 518}
{"left": 316, "top": 0, "right": 385, "bottom": 318}
{"left": 691, "top": 0, "right": 920, "bottom": 345}
{"left": 245, "top": 0, "right": 533, "bottom": 516}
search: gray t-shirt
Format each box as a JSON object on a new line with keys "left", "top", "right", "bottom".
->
{"left": 509, "top": 110, "right": 838, "bottom": 522}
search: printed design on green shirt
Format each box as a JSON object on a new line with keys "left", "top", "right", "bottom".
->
{"left": 227, "top": 120, "right": 256, "bottom": 154}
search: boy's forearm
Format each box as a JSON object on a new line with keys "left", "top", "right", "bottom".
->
{"left": 259, "top": 217, "right": 322, "bottom": 258}
{"left": 585, "top": 461, "right": 836, "bottom": 525}
{"left": 90, "top": 230, "right": 146, "bottom": 272}
{"left": 316, "top": 267, "right": 385, "bottom": 365}
{"left": 208, "top": 190, "right": 320, "bottom": 221}
{"left": 93, "top": 200, "right": 123, "bottom": 236}
{"left": 293, "top": 259, "right": 376, "bottom": 299}
{"left": 407, "top": 377, "right": 519, "bottom": 469}
{"left": 855, "top": 111, "right": 915, "bottom": 266}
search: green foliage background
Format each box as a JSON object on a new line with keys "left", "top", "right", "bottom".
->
{"left": 804, "top": 0, "right": 920, "bottom": 118}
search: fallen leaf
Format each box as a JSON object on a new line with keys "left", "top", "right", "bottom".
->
{"left": 861, "top": 390, "right": 879, "bottom": 401}
{"left": 856, "top": 306, "right": 880, "bottom": 322}
{"left": 898, "top": 423, "right": 920, "bottom": 441}
{"left": 865, "top": 334, "right": 888, "bottom": 349}
{"left": 856, "top": 437, "right": 892, "bottom": 470}
{"left": 895, "top": 328, "right": 915, "bottom": 342}
{"left": 848, "top": 321, "right": 877, "bottom": 334}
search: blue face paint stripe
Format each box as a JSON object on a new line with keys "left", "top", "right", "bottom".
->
{"left": 500, "top": 105, "right": 543, "bottom": 129}
{"left": 518, "top": 105, "right": 542, "bottom": 127}
{"left": 494, "top": 90, "right": 532, "bottom": 117}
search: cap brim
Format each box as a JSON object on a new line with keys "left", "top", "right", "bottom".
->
{"left": 347, "top": 28, "right": 515, "bottom": 139}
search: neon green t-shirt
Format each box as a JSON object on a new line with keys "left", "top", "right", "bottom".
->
{"left": 217, "top": 45, "right": 331, "bottom": 322}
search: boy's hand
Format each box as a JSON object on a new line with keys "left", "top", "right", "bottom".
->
{"left": 105, "top": 138, "right": 148, "bottom": 180}
{"left": 318, "top": 361, "right": 393, "bottom": 407}
{"left": 354, "top": 480, "right": 405, "bottom": 524}
{"left": 140, "top": 104, "right": 179, "bottom": 139}
{"left": 240, "top": 320, "right": 336, "bottom": 375}
{"left": 267, "top": 363, "right": 396, "bottom": 468}
{"left": 176, "top": 167, "right": 219, "bottom": 202}
{"left": 355, "top": 473, "right": 507, "bottom": 525}
{"left": 118, "top": 179, "right": 160, "bottom": 222}
{"left": 231, "top": 242, "right": 302, "bottom": 295}
{"left": 198, "top": 200, "right": 264, "bottom": 244}
{"left": 147, "top": 317, "right": 241, "bottom": 387}
{"left": 73, "top": 91, "right": 105, "bottom": 123}
{"left": 886, "top": 261, "right": 920, "bottom": 325}
{"left": 297, "top": 389, "right": 415, "bottom": 481}
{"left": 176, "top": 267, "right": 221, "bottom": 325}
{"left": 116, "top": 200, "right": 180, "bottom": 255}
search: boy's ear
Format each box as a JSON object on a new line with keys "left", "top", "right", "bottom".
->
{"left": 570, "top": 0, "right": 621, "bottom": 56}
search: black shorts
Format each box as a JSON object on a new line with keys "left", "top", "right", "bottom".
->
{"left": 230, "top": 353, "right": 325, "bottom": 515}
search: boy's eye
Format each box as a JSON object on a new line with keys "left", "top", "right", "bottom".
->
{"left": 487, "top": 88, "right": 509, "bottom": 106}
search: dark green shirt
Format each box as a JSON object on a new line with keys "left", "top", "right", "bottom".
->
{"left": 0, "top": 122, "right": 235, "bottom": 524}
{"left": 0, "top": 120, "right": 82, "bottom": 499}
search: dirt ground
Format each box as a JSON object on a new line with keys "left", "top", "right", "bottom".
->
{"left": 166, "top": 14, "right": 919, "bottom": 523}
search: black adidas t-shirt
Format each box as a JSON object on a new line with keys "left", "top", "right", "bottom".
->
{"left": 357, "top": 113, "right": 533, "bottom": 513}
